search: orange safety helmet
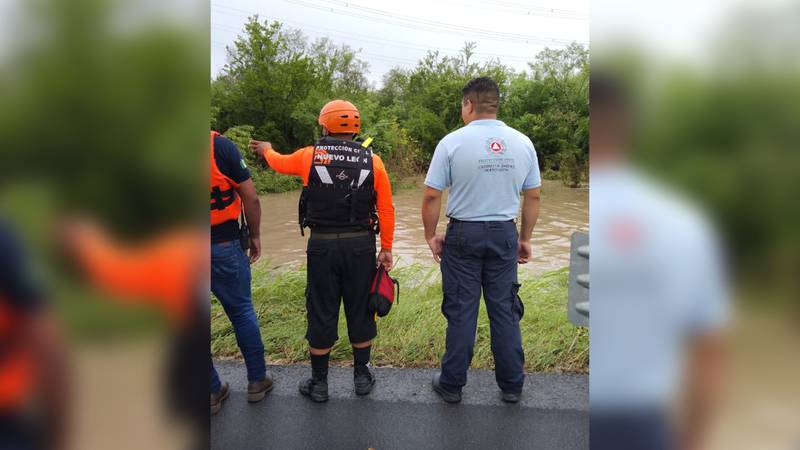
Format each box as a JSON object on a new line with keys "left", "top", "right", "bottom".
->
{"left": 318, "top": 100, "right": 361, "bottom": 134}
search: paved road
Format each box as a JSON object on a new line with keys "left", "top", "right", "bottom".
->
{"left": 212, "top": 361, "right": 588, "bottom": 450}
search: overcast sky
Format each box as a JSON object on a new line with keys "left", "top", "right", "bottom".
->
{"left": 211, "top": 0, "right": 590, "bottom": 86}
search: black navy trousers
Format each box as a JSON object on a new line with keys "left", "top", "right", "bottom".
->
{"left": 439, "top": 220, "right": 525, "bottom": 394}
{"left": 305, "top": 233, "right": 377, "bottom": 349}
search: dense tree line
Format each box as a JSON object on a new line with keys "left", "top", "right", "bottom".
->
{"left": 212, "top": 18, "right": 588, "bottom": 188}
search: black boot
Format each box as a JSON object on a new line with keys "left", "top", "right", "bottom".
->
{"left": 299, "top": 376, "right": 329, "bottom": 402}
{"left": 354, "top": 364, "right": 375, "bottom": 396}
{"left": 432, "top": 372, "right": 462, "bottom": 403}
{"left": 301, "top": 352, "right": 330, "bottom": 402}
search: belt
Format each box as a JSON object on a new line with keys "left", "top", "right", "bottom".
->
{"left": 448, "top": 218, "right": 515, "bottom": 224}
{"left": 310, "top": 230, "right": 372, "bottom": 240}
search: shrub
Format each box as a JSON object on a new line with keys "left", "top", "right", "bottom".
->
{"left": 559, "top": 150, "right": 583, "bottom": 188}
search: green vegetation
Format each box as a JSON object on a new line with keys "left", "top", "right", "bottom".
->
{"left": 211, "top": 265, "right": 588, "bottom": 374}
{"left": 1, "top": 3, "right": 207, "bottom": 236}
{"left": 211, "top": 18, "right": 589, "bottom": 193}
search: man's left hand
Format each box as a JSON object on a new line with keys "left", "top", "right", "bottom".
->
{"left": 517, "top": 239, "right": 532, "bottom": 264}
{"left": 377, "top": 249, "right": 393, "bottom": 271}
{"left": 248, "top": 236, "right": 261, "bottom": 264}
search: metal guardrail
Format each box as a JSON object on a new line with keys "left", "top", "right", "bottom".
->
{"left": 567, "top": 231, "right": 589, "bottom": 327}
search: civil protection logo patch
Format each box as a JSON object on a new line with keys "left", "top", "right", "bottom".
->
{"left": 486, "top": 137, "right": 506, "bottom": 155}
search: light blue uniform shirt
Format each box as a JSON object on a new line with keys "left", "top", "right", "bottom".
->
{"left": 425, "top": 119, "right": 541, "bottom": 221}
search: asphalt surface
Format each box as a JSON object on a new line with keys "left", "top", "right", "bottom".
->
{"left": 211, "top": 361, "right": 588, "bottom": 450}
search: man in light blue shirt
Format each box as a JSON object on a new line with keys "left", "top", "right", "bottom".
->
{"left": 422, "top": 77, "right": 542, "bottom": 404}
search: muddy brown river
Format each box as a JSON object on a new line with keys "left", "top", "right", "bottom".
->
{"left": 257, "top": 178, "right": 588, "bottom": 274}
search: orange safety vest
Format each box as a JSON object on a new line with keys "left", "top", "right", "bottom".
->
{"left": 0, "top": 299, "right": 34, "bottom": 411}
{"left": 209, "top": 131, "right": 242, "bottom": 226}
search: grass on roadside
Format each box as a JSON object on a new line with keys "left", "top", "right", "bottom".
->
{"left": 211, "top": 264, "right": 588, "bottom": 373}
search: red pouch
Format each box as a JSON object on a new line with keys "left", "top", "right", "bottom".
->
{"left": 369, "top": 266, "right": 399, "bottom": 317}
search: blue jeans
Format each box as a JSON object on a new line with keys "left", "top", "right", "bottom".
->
{"left": 210, "top": 240, "right": 265, "bottom": 393}
{"left": 439, "top": 220, "right": 525, "bottom": 394}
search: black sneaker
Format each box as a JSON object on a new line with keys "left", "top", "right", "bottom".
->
{"left": 432, "top": 372, "right": 461, "bottom": 403}
{"left": 354, "top": 365, "right": 375, "bottom": 396}
{"left": 299, "top": 377, "right": 329, "bottom": 403}
{"left": 501, "top": 390, "right": 521, "bottom": 404}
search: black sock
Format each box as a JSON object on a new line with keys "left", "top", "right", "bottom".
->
{"left": 310, "top": 352, "right": 329, "bottom": 380}
{"left": 353, "top": 346, "right": 371, "bottom": 367}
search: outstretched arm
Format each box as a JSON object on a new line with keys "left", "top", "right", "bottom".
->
{"left": 60, "top": 220, "right": 200, "bottom": 324}
{"left": 249, "top": 140, "right": 311, "bottom": 182}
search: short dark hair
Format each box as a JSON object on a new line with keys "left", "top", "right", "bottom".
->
{"left": 462, "top": 77, "right": 500, "bottom": 114}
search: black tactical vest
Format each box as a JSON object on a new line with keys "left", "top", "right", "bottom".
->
{"left": 299, "top": 137, "right": 377, "bottom": 234}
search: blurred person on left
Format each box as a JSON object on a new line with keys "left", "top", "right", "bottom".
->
{"left": 0, "top": 217, "right": 69, "bottom": 450}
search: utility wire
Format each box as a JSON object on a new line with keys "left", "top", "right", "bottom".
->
{"left": 210, "top": 36, "right": 419, "bottom": 68}
{"left": 280, "top": 0, "right": 582, "bottom": 45}
{"left": 211, "top": 17, "right": 535, "bottom": 64}
{"left": 317, "top": 0, "right": 586, "bottom": 22}
{"left": 210, "top": 0, "right": 587, "bottom": 20}
{"left": 212, "top": 24, "right": 527, "bottom": 70}
{"left": 211, "top": 3, "right": 547, "bottom": 62}
{"left": 432, "top": 0, "right": 588, "bottom": 20}
{"left": 481, "top": 0, "right": 588, "bottom": 17}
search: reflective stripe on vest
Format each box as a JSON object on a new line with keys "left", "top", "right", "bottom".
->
{"left": 209, "top": 131, "right": 242, "bottom": 226}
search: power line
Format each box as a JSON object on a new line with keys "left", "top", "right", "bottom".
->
{"left": 210, "top": 1, "right": 578, "bottom": 75}
{"left": 209, "top": 0, "right": 587, "bottom": 20}
{"left": 211, "top": 23, "right": 242, "bottom": 33}
{"left": 295, "top": 0, "right": 577, "bottom": 44}
{"left": 481, "top": 0, "right": 588, "bottom": 18}
{"left": 314, "top": 0, "right": 586, "bottom": 29}
{"left": 281, "top": 0, "right": 583, "bottom": 45}
{"left": 433, "top": 0, "right": 588, "bottom": 20}
{"left": 210, "top": 36, "right": 419, "bottom": 69}
{"left": 211, "top": 18, "right": 533, "bottom": 64}
{"left": 211, "top": 3, "right": 545, "bottom": 63}
{"left": 212, "top": 23, "right": 529, "bottom": 70}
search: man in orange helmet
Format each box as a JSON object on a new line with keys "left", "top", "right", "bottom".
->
{"left": 249, "top": 100, "right": 395, "bottom": 402}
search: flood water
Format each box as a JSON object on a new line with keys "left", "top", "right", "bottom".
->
{"left": 257, "top": 178, "right": 588, "bottom": 274}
